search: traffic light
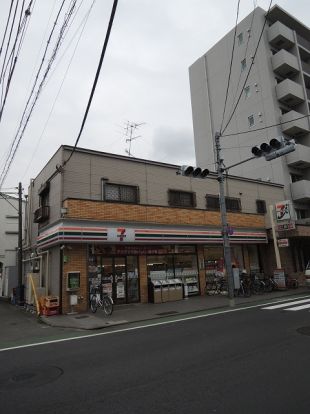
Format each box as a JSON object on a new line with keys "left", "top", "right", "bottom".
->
{"left": 251, "top": 138, "right": 295, "bottom": 161}
{"left": 180, "top": 165, "right": 209, "bottom": 178}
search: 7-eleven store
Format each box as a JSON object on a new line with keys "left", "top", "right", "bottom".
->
{"left": 37, "top": 213, "right": 267, "bottom": 314}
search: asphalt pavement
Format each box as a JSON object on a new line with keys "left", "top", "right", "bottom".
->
{"left": 40, "top": 287, "right": 310, "bottom": 329}
{"left": 1, "top": 291, "right": 310, "bottom": 413}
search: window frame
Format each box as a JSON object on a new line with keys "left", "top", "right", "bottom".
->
{"left": 237, "top": 32, "right": 244, "bottom": 46}
{"left": 206, "top": 194, "right": 220, "bottom": 211}
{"left": 256, "top": 199, "right": 267, "bottom": 214}
{"left": 103, "top": 182, "right": 139, "bottom": 204}
{"left": 168, "top": 189, "right": 197, "bottom": 208}
{"left": 244, "top": 85, "right": 251, "bottom": 98}
{"left": 206, "top": 195, "right": 241, "bottom": 212}
{"left": 225, "top": 197, "right": 242, "bottom": 212}
{"left": 241, "top": 58, "right": 247, "bottom": 72}
{"left": 248, "top": 114, "right": 255, "bottom": 127}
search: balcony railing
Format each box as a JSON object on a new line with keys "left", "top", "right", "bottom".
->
{"left": 34, "top": 206, "right": 50, "bottom": 223}
{"left": 272, "top": 49, "right": 299, "bottom": 78}
{"left": 281, "top": 110, "right": 310, "bottom": 136}
{"left": 276, "top": 78, "right": 304, "bottom": 106}
{"left": 286, "top": 144, "right": 310, "bottom": 168}
{"left": 268, "top": 21, "right": 294, "bottom": 50}
{"left": 291, "top": 180, "right": 310, "bottom": 202}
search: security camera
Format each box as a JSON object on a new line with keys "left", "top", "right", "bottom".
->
{"left": 60, "top": 245, "right": 65, "bottom": 250}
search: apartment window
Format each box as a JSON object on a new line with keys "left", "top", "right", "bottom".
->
{"left": 104, "top": 183, "right": 139, "bottom": 203}
{"left": 237, "top": 32, "right": 244, "bottom": 46}
{"left": 206, "top": 194, "right": 220, "bottom": 210}
{"left": 296, "top": 209, "right": 307, "bottom": 219}
{"left": 256, "top": 199, "right": 267, "bottom": 214}
{"left": 168, "top": 190, "right": 196, "bottom": 208}
{"left": 226, "top": 197, "right": 241, "bottom": 212}
{"left": 241, "top": 58, "right": 247, "bottom": 72}
{"left": 290, "top": 173, "right": 303, "bottom": 183}
{"left": 248, "top": 114, "right": 255, "bottom": 127}
{"left": 244, "top": 86, "right": 251, "bottom": 98}
{"left": 206, "top": 195, "right": 241, "bottom": 212}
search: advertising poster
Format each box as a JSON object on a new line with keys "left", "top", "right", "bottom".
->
{"left": 274, "top": 269, "right": 286, "bottom": 289}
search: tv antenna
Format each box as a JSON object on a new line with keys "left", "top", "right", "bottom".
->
{"left": 124, "top": 121, "right": 145, "bottom": 157}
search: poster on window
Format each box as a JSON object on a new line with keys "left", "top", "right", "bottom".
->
{"left": 117, "top": 282, "right": 125, "bottom": 298}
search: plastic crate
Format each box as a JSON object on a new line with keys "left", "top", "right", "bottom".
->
{"left": 43, "top": 296, "right": 59, "bottom": 308}
{"left": 42, "top": 306, "right": 59, "bottom": 316}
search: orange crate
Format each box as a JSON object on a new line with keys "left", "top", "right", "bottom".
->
{"left": 44, "top": 296, "right": 59, "bottom": 308}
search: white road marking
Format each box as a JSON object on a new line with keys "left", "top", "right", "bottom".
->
{"left": 262, "top": 298, "right": 310, "bottom": 310}
{"left": 1, "top": 295, "right": 310, "bottom": 353}
{"left": 285, "top": 303, "right": 310, "bottom": 311}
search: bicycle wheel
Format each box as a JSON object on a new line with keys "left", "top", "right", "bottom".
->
{"left": 103, "top": 296, "right": 113, "bottom": 316}
{"left": 90, "top": 295, "right": 98, "bottom": 313}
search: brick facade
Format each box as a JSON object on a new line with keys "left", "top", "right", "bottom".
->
{"left": 62, "top": 244, "right": 88, "bottom": 314}
{"left": 63, "top": 199, "right": 265, "bottom": 229}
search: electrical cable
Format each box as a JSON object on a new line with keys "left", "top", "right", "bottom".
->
{"left": 0, "top": 0, "right": 77, "bottom": 188}
{"left": 64, "top": 0, "right": 119, "bottom": 166}
{"left": 0, "top": 0, "right": 34, "bottom": 122}
{"left": 0, "top": 0, "right": 14, "bottom": 59}
{"left": 226, "top": 5, "right": 256, "bottom": 125}
{"left": 221, "top": 113, "right": 310, "bottom": 138}
{"left": 0, "top": 0, "right": 19, "bottom": 86}
{"left": 219, "top": 0, "right": 240, "bottom": 133}
{"left": 221, "top": 0, "right": 273, "bottom": 135}
{"left": 22, "top": 0, "right": 96, "bottom": 180}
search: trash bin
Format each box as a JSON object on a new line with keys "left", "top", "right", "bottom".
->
{"left": 174, "top": 278, "right": 183, "bottom": 300}
{"left": 160, "top": 280, "right": 169, "bottom": 302}
{"left": 168, "top": 279, "right": 177, "bottom": 301}
{"left": 148, "top": 280, "right": 162, "bottom": 303}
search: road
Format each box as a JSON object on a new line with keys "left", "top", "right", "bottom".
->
{"left": 1, "top": 297, "right": 310, "bottom": 413}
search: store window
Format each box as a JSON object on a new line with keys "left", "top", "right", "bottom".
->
{"left": 247, "top": 244, "right": 260, "bottom": 274}
{"left": 103, "top": 182, "right": 139, "bottom": 203}
{"left": 147, "top": 248, "right": 199, "bottom": 297}
{"left": 168, "top": 190, "right": 196, "bottom": 208}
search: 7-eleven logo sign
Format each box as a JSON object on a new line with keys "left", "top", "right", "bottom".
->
{"left": 117, "top": 227, "right": 126, "bottom": 242}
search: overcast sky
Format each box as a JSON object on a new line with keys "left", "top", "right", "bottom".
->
{"left": 0, "top": 0, "right": 308, "bottom": 191}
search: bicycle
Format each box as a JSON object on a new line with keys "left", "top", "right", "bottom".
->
{"left": 205, "top": 273, "right": 228, "bottom": 295}
{"left": 90, "top": 285, "right": 113, "bottom": 316}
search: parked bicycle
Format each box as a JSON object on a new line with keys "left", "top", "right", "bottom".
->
{"left": 205, "top": 273, "right": 228, "bottom": 295}
{"left": 90, "top": 285, "right": 113, "bottom": 316}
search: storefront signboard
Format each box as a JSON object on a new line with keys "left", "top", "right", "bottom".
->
{"left": 276, "top": 222, "right": 295, "bottom": 232}
{"left": 117, "top": 283, "right": 125, "bottom": 298}
{"left": 278, "top": 238, "right": 289, "bottom": 248}
{"left": 275, "top": 200, "right": 292, "bottom": 222}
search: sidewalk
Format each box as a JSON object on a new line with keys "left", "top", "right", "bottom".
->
{"left": 40, "top": 288, "right": 310, "bottom": 330}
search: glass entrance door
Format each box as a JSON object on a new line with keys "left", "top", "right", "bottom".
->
{"left": 100, "top": 256, "right": 139, "bottom": 304}
{"left": 113, "top": 257, "right": 126, "bottom": 305}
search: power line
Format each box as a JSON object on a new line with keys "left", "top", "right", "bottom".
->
{"left": 0, "top": 1, "right": 15, "bottom": 59}
{"left": 0, "top": 0, "right": 78, "bottom": 188}
{"left": 219, "top": 0, "right": 240, "bottom": 133}
{"left": 64, "top": 0, "right": 119, "bottom": 166}
{"left": 221, "top": 0, "right": 273, "bottom": 135}
{"left": 226, "top": 5, "right": 256, "bottom": 125}
{"left": 22, "top": 0, "right": 96, "bottom": 180}
{"left": 221, "top": 113, "right": 310, "bottom": 138}
{"left": 0, "top": 1, "right": 35, "bottom": 122}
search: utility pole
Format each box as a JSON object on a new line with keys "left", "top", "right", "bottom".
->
{"left": 18, "top": 182, "right": 23, "bottom": 305}
{"left": 215, "top": 132, "right": 235, "bottom": 306}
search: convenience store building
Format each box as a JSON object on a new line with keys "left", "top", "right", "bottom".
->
{"left": 25, "top": 146, "right": 286, "bottom": 314}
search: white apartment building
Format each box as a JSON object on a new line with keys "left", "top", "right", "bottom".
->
{"left": 189, "top": 4, "right": 310, "bottom": 222}
{"left": 0, "top": 196, "right": 20, "bottom": 297}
